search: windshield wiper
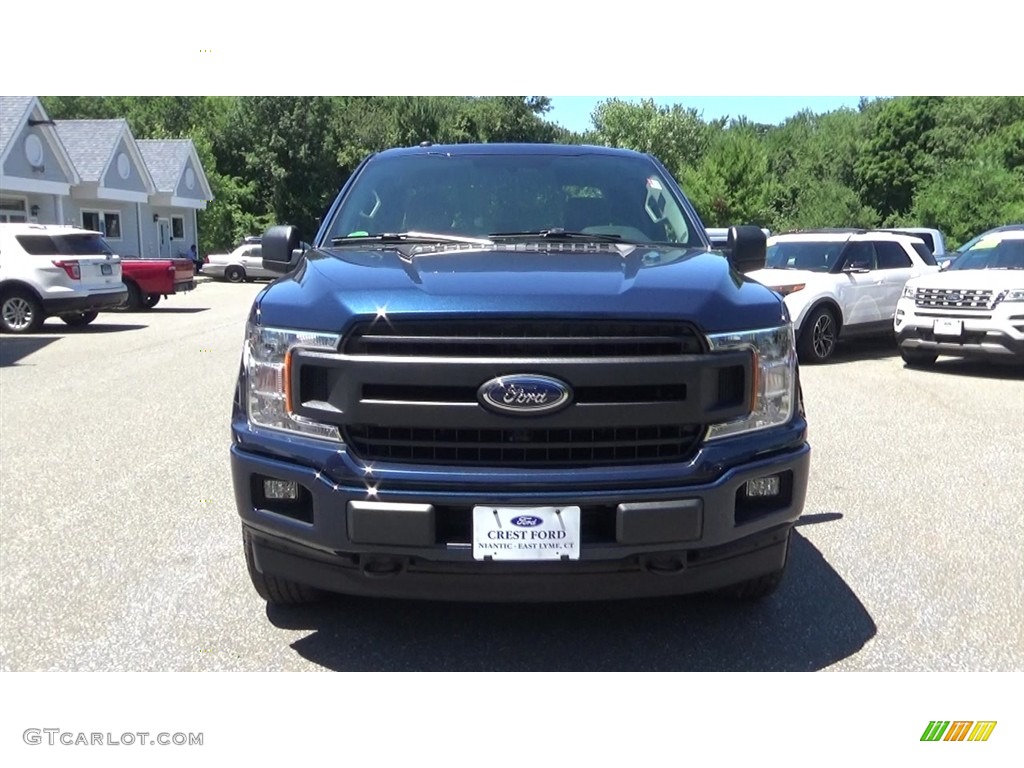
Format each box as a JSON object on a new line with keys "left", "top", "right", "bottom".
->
{"left": 487, "top": 228, "right": 625, "bottom": 243}
{"left": 330, "top": 231, "right": 494, "bottom": 247}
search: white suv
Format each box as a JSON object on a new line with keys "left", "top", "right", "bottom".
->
{"left": 0, "top": 224, "right": 128, "bottom": 334}
{"left": 747, "top": 230, "right": 941, "bottom": 362}
{"left": 895, "top": 230, "right": 1024, "bottom": 366}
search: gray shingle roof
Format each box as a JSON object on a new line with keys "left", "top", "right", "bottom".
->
{"left": 0, "top": 96, "right": 35, "bottom": 158}
{"left": 137, "top": 140, "right": 192, "bottom": 192}
{"left": 54, "top": 119, "right": 127, "bottom": 181}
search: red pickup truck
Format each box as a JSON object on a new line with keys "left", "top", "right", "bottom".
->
{"left": 117, "top": 257, "right": 196, "bottom": 310}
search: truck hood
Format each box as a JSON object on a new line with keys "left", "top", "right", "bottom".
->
{"left": 906, "top": 268, "right": 1024, "bottom": 290}
{"left": 253, "top": 244, "right": 788, "bottom": 334}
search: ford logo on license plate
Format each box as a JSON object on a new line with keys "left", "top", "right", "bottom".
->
{"left": 477, "top": 374, "right": 572, "bottom": 415}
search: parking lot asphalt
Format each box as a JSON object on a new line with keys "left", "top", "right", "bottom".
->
{"left": 1, "top": 281, "right": 1021, "bottom": 671}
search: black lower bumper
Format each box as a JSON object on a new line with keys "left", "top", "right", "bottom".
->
{"left": 897, "top": 327, "right": 1024, "bottom": 361}
{"left": 42, "top": 290, "right": 128, "bottom": 315}
{"left": 245, "top": 522, "right": 793, "bottom": 602}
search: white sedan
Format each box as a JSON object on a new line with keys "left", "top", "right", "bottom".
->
{"left": 202, "top": 241, "right": 276, "bottom": 282}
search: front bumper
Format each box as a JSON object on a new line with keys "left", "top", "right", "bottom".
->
{"left": 894, "top": 299, "right": 1024, "bottom": 361}
{"left": 233, "top": 442, "right": 811, "bottom": 601}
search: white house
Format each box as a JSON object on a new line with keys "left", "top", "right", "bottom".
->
{"left": 0, "top": 96, "right": 81, "bottom": 225}
{"left": 0, "top": 95, "right": 214, "bottom": 258}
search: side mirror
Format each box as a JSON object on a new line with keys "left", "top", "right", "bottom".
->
{"left": 261, "top": 225, "right": 306, "bottom": 274}
{"left": 725, "top": 225, "right": 767, "bottom": 273}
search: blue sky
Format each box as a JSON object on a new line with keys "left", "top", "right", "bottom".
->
{"left": 545, "top": 97, "right": 872, "bottom": 133}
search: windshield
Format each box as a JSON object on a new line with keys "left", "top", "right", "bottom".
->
{"left": 949, "top": 237, "right": 1024, "bottom": 270}
{"left": 15, "top": 233, "right": 115, "bottom": 256}
{"left": 954, "top": 226, "right": 1024, "bottom": 254}
{"left": 324, "top": 152, "right": 704, "bottom": 247}
{"left": 765, "top": 240, "right": 846, "bottom": 272}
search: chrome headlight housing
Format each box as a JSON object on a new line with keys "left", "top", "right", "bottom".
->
{"left": 1002, "top": 288, "right": 1024, "bottom": 302}
{"left": 902, "top": 285, "right": 918, "bottom": 299}
{"left": 705, "top": 324, "right": 797, "bottom": 440}
{"left": 244, "top": 323, "right": 342, "bottom": 441}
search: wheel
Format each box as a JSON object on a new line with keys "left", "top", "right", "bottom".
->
{"left": 900, "top": 348, "right": 938, "bottom": 367}
{"left": 143, "top": 293, "right": 161, "bottom": 309}
{"left": 243, "top": 530, "right": 321, "bottom": 606}
{"left": 797, "top": 306, "right": 839, "bottom": 363}
{"left": 0, "top": 289, "right": 44, "bottom": 334}
{"left": 721, "top": 529, "right": 791, "bottom": 601}
{"left": 727, "top": 569, "right": 786, "bottom": 600}
{"left": 225, "top": 265, "right": 245, "bottom": 283}
{"left": 60, "top": 310, "right": 99, "bottom": 327}
{"left": 115, "top": 281, "right": 144, "bottom": 312}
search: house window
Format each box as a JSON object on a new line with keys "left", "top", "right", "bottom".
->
{"left": 104, "top": 213, "right": 122, "bottom": 240}
{"left": 171, "top": 216, "right": 185, "bottom": 239}
{"left": 81, "top": 210, "right": 122, "bottom": 240}
{"left": 0, "top": 197, "right": 28, "bottom": 223}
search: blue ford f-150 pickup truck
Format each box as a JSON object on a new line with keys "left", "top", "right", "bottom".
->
{"left": 230, "top": 142, "right": 810, "bottom": 605}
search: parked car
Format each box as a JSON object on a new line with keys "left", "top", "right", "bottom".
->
{"left": 747, "top": 229, "right": 941, "bottom": 363}
{"left": 117, "top": 255, "right": 196, "bottom": 310}
{"left": 940, "top": 224, "right": 1024, "bottom": 270}
{"left": 231, "top": 142, "right": 811, "bottom": 607}
{"left": 0, "top": 224, "right": 127, "bottom": 333}
{"left": 203, "top": 239, "right": 272, "bottom": 282}
{"left": 878, "top": 227, "right": 949, "bottom": 264}
{"left": 895, "top": 229, "right": 1024, "bottom": 366}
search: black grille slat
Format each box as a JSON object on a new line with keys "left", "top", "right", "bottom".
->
{"left": 344, "top": 424, "right": 702, "bottom": 467}
{"left": 344, "top": 320, "right": 704, "bottom": 357}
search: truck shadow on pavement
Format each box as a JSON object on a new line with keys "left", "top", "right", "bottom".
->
{"left": 0, "top": 337, "right": 60, "bottom": 367}
{"left": 271, "top": 529, "right": 876, "bottom": 672}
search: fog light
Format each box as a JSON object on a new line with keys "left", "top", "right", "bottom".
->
{"left": 264, "top": 479, "right": 299, "bottom": 500}
{"left": 745, "top": 475, "right": 780, "bottom": 498}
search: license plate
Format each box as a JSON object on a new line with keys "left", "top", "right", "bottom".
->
{"left": 933, "top": 318, "right": 963, "bottom": 337}
{"left": 101, "top": 264, "right": 112, "bottom": 275}
{"left": 472, "top": 506, "right": 581, "bottom": 561}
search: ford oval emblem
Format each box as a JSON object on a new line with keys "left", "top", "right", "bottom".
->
{"left": 478, "top": 374, "right": 572, "bottom": 416}
{"left": 511, "top": 515, "right": 543, "bottom": 528}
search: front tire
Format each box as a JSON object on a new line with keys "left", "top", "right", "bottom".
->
{"left": 721, "top": 529, "right": 791, "bottom": 601}
{"left": 900, "top": 348, "right": 938, "bottom": 367}
{"left": 797, "top": 306, "right": 839, "bottom": 363}
{"left": 0, "top": 290, "right": 44, "bottom": 334}
{"left": 115, "top": 281, "right": 144, "bottom": 312}
{"left": 243, "top": 530, "right": 321, "bottom": 606}
{"left": 60, "top": 310, "right": 99, "bottom": 327}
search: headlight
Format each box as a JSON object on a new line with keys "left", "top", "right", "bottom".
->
{"left": 774, "top": 284, "right": 805, "bottom": 297}
{"left": 1002, "top": 289, "right": 1024, "bottom": 302}
{"left": 902, "top": 285, "right": 917, "bottom": 299}
{"left": 705, "top": 325, "right": 797, "bottom": 440}
{"left": 244, "top": 323, "right": 342, "bottom": 440}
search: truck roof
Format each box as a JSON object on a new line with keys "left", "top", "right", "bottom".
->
{"left": 374, "top": 142, "right": 651, "bottom": 160}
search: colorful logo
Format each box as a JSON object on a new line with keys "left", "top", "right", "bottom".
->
{"left": 921, "top": 721, "right": 997, "bottom": 742}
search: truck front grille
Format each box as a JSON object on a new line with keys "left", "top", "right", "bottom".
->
{"left": 343, "top": 424, "right": 704, "bottom": 467}
{"left": 292, "top": 319, "right": 750, "bottom": 469}
{"left": 915, "top": 288, "right": 994, "bottom": 310}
